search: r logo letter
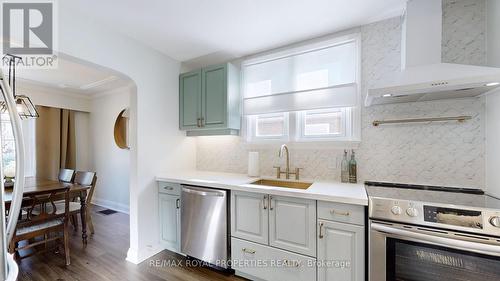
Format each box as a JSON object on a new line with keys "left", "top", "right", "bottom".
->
{"left": 3, "top": 2, "right": 53, "bottom": 54}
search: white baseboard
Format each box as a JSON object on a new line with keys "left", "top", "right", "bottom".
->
{"left": 126, "top": 244, "right": 164, "bottom": 265}
{"left": 126, "top": 247, "right": 140, "bottom": 264}
{"left": 91, "top": 197, "right": 130, "bottom": 214}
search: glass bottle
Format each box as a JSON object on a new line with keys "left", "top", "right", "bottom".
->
{"left": 341, "top": 150, "right": 349, "bottom": 183}
{"left": 349, "top": 150, "right": 357, "bottom": 183}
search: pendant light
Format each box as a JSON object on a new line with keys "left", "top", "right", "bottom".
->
{"left": 0, "top": 54, "right": 39, "bottom": 119}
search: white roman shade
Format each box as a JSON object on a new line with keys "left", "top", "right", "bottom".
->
{"left": 242, "top": 35, "right": 360, "bottom": 115}
{"left": 244, "top": 83, "right": 357, "bottom": 115}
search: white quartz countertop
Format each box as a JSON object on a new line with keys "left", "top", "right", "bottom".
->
{"left": 156, "top": 170, "right": 368, "bottom": 206}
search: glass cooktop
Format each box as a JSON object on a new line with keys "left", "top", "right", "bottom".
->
{"left": 365, "top": 181, "right": 500, "bottom": 210}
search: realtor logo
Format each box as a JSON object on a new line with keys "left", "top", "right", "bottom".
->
{"left": 2, "top": 2, "right": 53, "bottom": 54}
{"left": 1, "top": 1, "right": 57, "bottom": 68}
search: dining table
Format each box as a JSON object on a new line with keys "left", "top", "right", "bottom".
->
{"left": 3, "top": 177, "right": 91, "bottom": 245}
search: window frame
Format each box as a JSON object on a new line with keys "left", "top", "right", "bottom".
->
{"left": 246, "top": 112, "right": 290, "bottom": 143}
{"left": 296, "top": 108, "right": 350, "bottom": 141}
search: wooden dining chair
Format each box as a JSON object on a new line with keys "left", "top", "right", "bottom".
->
{"left": 37, "top": 171, "right": 97, "bottom": 237}
{"left": 58, "top": 169, "right": 75, "bottom": 183}
{"left": 9, "top": 187, "right": 71, "bottom": 265}
{"left": 67, "top": 171, "right": 97, "bottom": 234}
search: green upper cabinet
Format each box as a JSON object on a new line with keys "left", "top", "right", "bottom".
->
{"left": 179, "top": 70, "right": 202, "bottom": 130}
{"left": 179, "top": 63, "right": 240, "bottom": 135}
{"left": 202, "top": 65, "right": 226, "bottom": 128}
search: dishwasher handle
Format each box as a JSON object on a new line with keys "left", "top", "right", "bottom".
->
{"left": 182, "top": 186, "right": 225, "bottom": 197}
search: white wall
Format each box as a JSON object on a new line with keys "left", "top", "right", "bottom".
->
{"left": 58, "top": 3, "right": 197, "bottom": 264}
{"left": 485, "top": 0, "right": 500, "bottom": 197}
{"left": 89, "top": 86, "right": 131, "bottom": 213}
{"left": 486, "top": 90, "right": 500, "bottom": 198}
{"left": 487, "top": 0, "right": 500, "bottom": 67}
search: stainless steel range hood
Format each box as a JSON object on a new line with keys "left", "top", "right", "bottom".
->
{"left": 365, "top": 0, "right": 500, "bottom": 106}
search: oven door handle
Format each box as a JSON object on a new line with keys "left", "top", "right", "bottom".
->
{"left": 371, "top": 223, "right": 500, "bottom": 257}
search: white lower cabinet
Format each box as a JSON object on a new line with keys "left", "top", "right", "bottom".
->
{"left": 269, "top": 196, "right": 316, "bottom": 257}
{"left": 232, "top": 237, "right": 316, "bottom": 281}
{"left": 317, "top": 220, "right": 365, "bottom": 281}
{"left": 159, "top": 193, "right": 181, "bottom": 252}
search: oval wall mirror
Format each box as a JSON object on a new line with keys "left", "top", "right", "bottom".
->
{"left": 114, "top": 108, "right": 130, "bottom": 149}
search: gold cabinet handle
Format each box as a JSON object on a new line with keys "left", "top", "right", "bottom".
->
{"left": 196, "top": 118, "right": 202, "bottom": 127}
{"left": 263, "top": 195, "right": 268, "bottom": 210}
{"left": 242, "top": 248, "right": 256, "bottom": 254}
{"left": 269, "top": 196, "right": 274, "bottom": 211}
{"left": 319, "top": 222, "right": 324, "bottom": 239}
{"left": 200, "top": 117, "right": 205, "bottom": 127}
{"left": 330, "top": 209, "right": 350, "bottom": 216}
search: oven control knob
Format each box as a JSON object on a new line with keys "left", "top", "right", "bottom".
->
{"left": 490, "top": 216, "right": 500, "bottom": 228}
{"left": 391, "top": 206, "right": 402, "bottom": 215}
{"left": 406, "top": 207, "right": 419, "bottom": 217}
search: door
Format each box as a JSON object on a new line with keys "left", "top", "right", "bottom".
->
{"left": 269, "top": 196, "right": 316, "bottom": 257}
{"left": 318, "top": 220, "right": 364, "bottom": 281}
{"left": 179, "top": 70, "right": 202, "bottom": 130}
{"left": 201, "top": 64, "right": 227, "bottom": 128}
{"left": 159, "top": 194, "right": 180, "bottom": 252}
{"left": 181, "top": 186, "right": 228, "bottom": 267}
{"left": 231, "top": 191, "right": 269, "bottom": 245}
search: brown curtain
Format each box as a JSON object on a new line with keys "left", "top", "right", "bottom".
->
{"left": 35, "top": 106, "right": 76, "bottom": 180}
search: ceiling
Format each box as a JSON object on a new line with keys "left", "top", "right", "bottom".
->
{"left": 8, "top": 56, "right": 132, "bottom": 95}
{"left": 65, "top": 0, "right": 406, "bottom": 62}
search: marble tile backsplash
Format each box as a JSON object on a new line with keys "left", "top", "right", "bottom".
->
{"left": 196, "top": 98, "right": 485, "bottom": 188}
{"left": 196, "top": 3, "right": 487, "bottom": 189}
{"left": 442, "top": 0, "right": 486, "bottom": 66}
{"left": 358, "top": 98, "right": 484, "bottom": 187}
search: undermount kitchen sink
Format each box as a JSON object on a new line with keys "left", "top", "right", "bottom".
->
{"left": 250, "top": 179, "right": 312, "bottom": 190}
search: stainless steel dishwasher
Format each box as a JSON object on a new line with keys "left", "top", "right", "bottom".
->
{"left": 181, "top": 185, "right": 229, "bottom": 268}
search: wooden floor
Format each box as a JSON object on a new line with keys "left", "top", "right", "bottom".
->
{"left": 17, "top": 205, "right": 246, "bottom": 281}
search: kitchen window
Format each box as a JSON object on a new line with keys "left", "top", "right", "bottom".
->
{"left": 247, "top": 112, "right": 289, "bottom": 142}
{"left": 254, "top": 113, "right": 289, "bottom": 139}
{"left": 242, "top": 33, "right": 361, "bottom": 143}
{"left": 299, "top": 108, "right": 348, "bottom": 139}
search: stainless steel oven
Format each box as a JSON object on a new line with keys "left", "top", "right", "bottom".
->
{"left": 366, "top": 181, "right": 500, "bottom": 281}
{"left": 370, "top": 220, "right": 500, "bottom": 281}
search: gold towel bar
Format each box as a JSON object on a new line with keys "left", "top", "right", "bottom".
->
{"left": 372, "top": 116, "right": 472, "bottom": 126}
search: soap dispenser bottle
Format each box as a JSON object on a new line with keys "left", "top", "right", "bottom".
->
{"left": 341, "top": 150, "right": 349, "bottom": 183}
{"left": 349, "top": 150, "right": 357, "bottom": 183}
